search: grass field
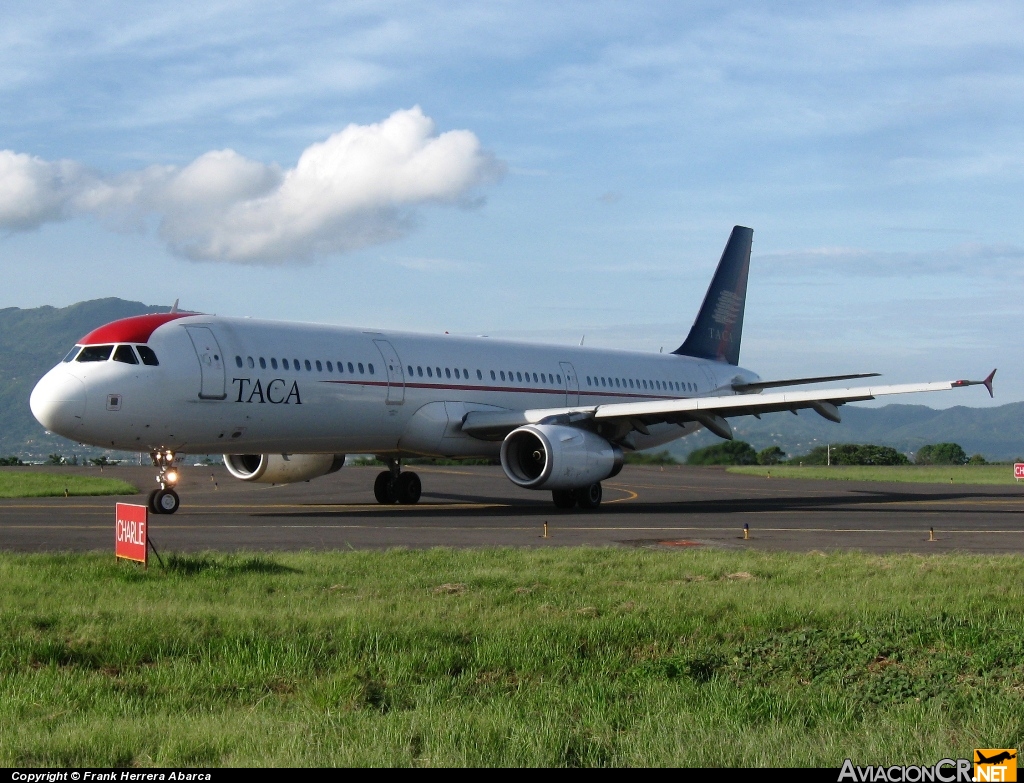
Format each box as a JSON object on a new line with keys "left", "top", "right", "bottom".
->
{"left": 729, "top": 464, "right": 1022, "bottom": 485}
{"left": 0, "top": 469, "right": 137, "bottom": 498}
{"left": 0, "top": 549, "right": 1022, "bottom": 766}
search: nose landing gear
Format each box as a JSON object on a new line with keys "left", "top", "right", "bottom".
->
{"left": 148, "top": 450, "right": 180, "bottom": 514}
{"left": 373, "top": 458, "right": 421, "bottom": 505}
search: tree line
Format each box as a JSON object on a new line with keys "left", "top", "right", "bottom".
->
{"left": 685, "top": 441, "right": 990, "bottom": 466}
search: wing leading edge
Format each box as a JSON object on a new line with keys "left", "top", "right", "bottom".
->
{"left": 460, "top": 370, "right": 996, "bottom": 443}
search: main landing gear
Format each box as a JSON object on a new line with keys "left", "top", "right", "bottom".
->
{"left": 551, "top": 482, "right": 603, "bottom": 510}
{"left": 373, "top": 458, "right": 422, "bottom": 505}
{"left": 148, "top": 450, "right": 180, "bottom": 515}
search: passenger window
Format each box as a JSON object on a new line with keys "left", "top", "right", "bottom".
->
{"left": 316, "top": 360, "right": 322, "bottom": 371}
{"left": 304, "top": 360, "right": 311, "bottom": 371}
{"left": 490, "top": 371, "right": 496, "bottom": 380}
{"left": 247, "top": 356, "right": 254, "bottom": 368}
{"left": 446, "top": 368, "right": 452, "bottom": 378}
{"left": 327, "top": 361, "right": 333, "bottom": 372}
{"left": 586, "top": 376, "right": 591, "bottom": 385}
{"left": 348, "top": 362, "right": 354, "bottom": 373}
{"left": 418, "top": 366, "right": 424, "bottom": 377}
{"left": 63, "top": 346, "right": 82, "bottom": 362}
{"left": 556, "top": 375, "right": 561, "bottom": 383}
{"left": 435, "top": 367, "right": 441, "bottom": 378}
{"left": 513, "top": 372, "right": 520, "bottom": 382}
{"left": 500, "top": 371, "right": 506, "bottom": 381}
{"left": 77, "top": 345, "right": 114, "bottom": 362}
{"left": 283, "top": 359, "right": 290, "bottom": 370}
{"left": 137, "top": 346, "right": 159, "bottom": 366}
{"left": 235, "top": 356, "right": 243, "bottom": 368}
{"left": 532, "top": 373, "right": 538, "bottom": 382}
{"left": 258, "top": 357, "right": 265, "bottom": 369}
{"left": 464, "top": 369, "right": 469, "bottom": 379}
{"left": 113, "top": 345, "right": 139, "bottom": 364}
{"left": 477, "top": 369, "right": 483, "bottom": 380}
{"left": 358, "top": 363, "right": 364, "bottom": 373}
{"left": 368, "top": 364, "right": 374, "bottom": 374}
{"left": 271, "top": 358, "right": 278, "bottom": 370}
{"left": 293, "top": 358, "right": 300, "bottom": 369}
{"left": 407, "top": 365, "right": 413, "bottom": 376}
{"left": 427, "top": 367, "right": 433, "bottom": 377}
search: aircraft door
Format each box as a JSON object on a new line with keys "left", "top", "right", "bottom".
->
{"left": 373, "top": 340, "right": 405, "bottom": 405}
{"left": 184, "top": 326, "right": 227, "bottom": 400}
{"left": 560, "top": 361, "right": 580, "bottom": 406}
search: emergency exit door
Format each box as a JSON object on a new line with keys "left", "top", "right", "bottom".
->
{"left": 373, "top": 339, "right": 405, "bottom": 405}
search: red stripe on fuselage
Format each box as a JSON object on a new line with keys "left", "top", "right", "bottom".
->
{"left": 79, "top": 313, "right": 193, "bottom": 345}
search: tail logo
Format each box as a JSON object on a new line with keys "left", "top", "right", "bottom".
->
{"left": 711, "top": 289, "right": 742, "bottom": 327}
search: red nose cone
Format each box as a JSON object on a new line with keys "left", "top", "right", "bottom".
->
{"left": 79, "top": 313, "right": 193, "bottom": 345}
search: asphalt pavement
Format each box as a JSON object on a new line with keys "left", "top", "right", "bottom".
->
{"left": 3, "top": 464, "right": 1024, "bottom": 554}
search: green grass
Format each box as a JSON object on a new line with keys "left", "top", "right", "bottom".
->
{"left": 0, "top": 469, "right": 137, "bottom": 498}
{"left": 1, "top": 549, "right": 1023, "bottom": 766}
{"left": 729, "top": 464, "right": 1022, "bottom": 485}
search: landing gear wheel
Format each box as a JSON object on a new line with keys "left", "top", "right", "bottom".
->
{"left": 373, "top": 470, "right": 397, "bottom": 504}
{"left": 154, "top": 488, "right": 180, "bottom": 515}
{"left": 574, "top": 482, "right": 602, "bottom": 510}
{"left": 552, "top": 489, "right": 577, "bottom": 509}
{"left": 395, "top": 472, "right": 422, "bottom": 505}
{"left": 147, "top": 488, "right": 160, "bottom": 514}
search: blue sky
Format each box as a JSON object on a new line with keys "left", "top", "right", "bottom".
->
{"left": 1, "top": 1, "right": 1021, "bottom": 406}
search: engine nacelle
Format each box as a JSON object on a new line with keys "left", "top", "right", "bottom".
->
{"left": 500, "top": 424, "right": 623, "bottom": 490}
{"left": 223, "top": 453, "right": 345, "bottom": 484}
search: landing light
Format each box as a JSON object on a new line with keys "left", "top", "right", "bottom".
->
{"left": 165, "top": 470, "right": 179, "bottom": 484}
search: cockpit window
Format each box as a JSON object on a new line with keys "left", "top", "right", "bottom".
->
{"left": 113, "top": 345, "right": 139, "bottom": 364}
{"left": 77, "top": 345, "right": 114, "bottom": 362}
{"left": 136, "top": 346, "right": 159, "bottom": 366}
{"left": 63, "top": 346, "right": 82, "bottom": 363}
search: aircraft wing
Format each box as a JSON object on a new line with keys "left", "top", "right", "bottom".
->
{"left": 461, "top": 371, "right": 996, "bottom": 442}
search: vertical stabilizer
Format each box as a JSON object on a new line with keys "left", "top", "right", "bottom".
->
{"left": 672, "top": 226, "right": 752, "bottom": 365}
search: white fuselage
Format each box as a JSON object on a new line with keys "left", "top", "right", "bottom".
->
{"left": 31, "top": 314, "right": 759, "bottom": 457}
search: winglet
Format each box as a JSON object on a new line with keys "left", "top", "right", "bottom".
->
{"left": 170, "top": 298, "right": 179, "bottom": 314}
{"left": 984, "top": 368, "right": 996, "bottom": 398}
{"left": 951, "top": 369, "right": 996, "bottom": 398}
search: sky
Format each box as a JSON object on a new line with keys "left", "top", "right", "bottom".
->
{"left": 1, "top": 0, "right": 1021, "bottom": 407}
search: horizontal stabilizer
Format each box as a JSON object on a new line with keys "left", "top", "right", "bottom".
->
{"left": 732, "top": 372, "right": 880, "bottom": 393}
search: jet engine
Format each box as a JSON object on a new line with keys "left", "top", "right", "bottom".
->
{"left": 500, "top": 424, "right": 623, "bottom": 490}
{"left": 223, "top": 453, "right": 345, "bottom": 484}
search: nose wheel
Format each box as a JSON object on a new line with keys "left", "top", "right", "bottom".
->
{"left": 149, "top": 487, "right": 180, "bottom": 515}
{"left": 373, "top": 458, "right": 421, "bottom": 505}
{"left": 149, "top": 449, "right": 181, "bottom": 514}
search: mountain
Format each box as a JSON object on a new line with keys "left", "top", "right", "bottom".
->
{"left": 0, "top": 298, "right": 165, "bottom": 458}
{"left": 1, "top": 298, "right": 1020, "bottom": 462}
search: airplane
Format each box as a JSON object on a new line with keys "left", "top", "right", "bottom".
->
{"left": 29, "top": 226, "right": 995, "bottom": 515}
{"left": 976, "top": 751, "right": 1016, "bottom": 765}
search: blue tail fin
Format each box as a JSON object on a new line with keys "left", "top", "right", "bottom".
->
{"left": 672, "top": 226, "right": 752, "bottom": 365}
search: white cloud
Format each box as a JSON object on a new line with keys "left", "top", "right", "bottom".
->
{"left": 0, "top": 107, "right": 503, "bottom": 263}
{"left": 0, "top": 151, "right": 93, "bottom": 230}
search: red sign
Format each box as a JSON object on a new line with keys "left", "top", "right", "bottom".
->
{"left": 1016, "top": 464, "right": 1024, "bottom": 480}
{"left": 115, "top": 503, "right": 148, "bottom": 564}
